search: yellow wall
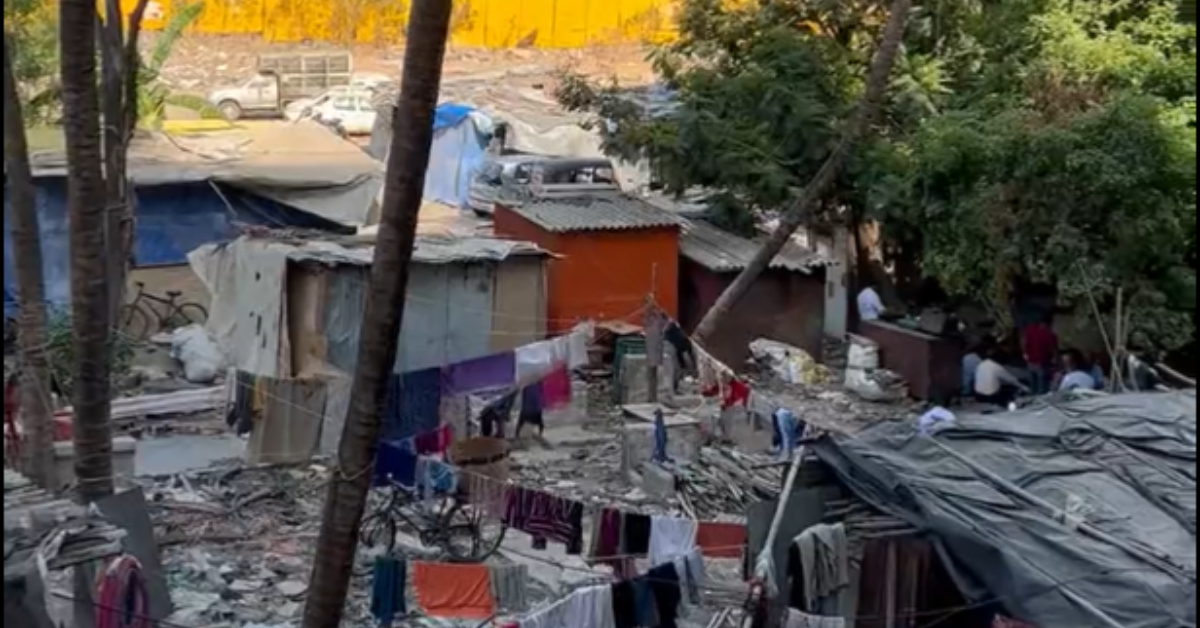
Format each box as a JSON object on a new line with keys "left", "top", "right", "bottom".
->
{"left": 134, "top": 0, "right": 678, "bottom": 48}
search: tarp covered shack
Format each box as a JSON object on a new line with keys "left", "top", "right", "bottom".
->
{"left": 812, "top": 392, "right": 1197, "bottom": 628}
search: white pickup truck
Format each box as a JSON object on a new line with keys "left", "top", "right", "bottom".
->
{"left": 207, "top": 51, "right": 389, "bottom": 121}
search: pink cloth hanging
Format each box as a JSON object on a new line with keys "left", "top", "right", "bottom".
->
{"left": 540, "top": 365, "right": 572, "bottom": 410}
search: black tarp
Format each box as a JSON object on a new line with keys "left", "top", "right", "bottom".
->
{"left": 811, "top": 392, "right": 1197, "bottom": 628}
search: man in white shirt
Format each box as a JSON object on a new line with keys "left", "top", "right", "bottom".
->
{"left": 974, "top": 348, "right": 1029, "bottom": 405}
{"left": 856, "top": 282, "right": 885, "bottom": 322}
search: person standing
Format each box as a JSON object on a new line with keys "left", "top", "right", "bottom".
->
{"left": 1021, "top": 314, "right": 1058, "bottom": 395}
{"left": 975, "top": 347, "right": 1029, "bottom": 405}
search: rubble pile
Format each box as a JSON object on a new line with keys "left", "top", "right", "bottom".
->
{"left": 675, "top": 448, "right": 783, "bottom": 519}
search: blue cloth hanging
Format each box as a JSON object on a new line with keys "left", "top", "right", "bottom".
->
{"left": 370, "top": 555, "right": 407, "bottom": 625}
{"left": 374, "top": 439, "right": 418, "bottom": 488}
{"left": 652, "top": 408, "right": 672, "bottom": 464}
{"left": 383, "top": 368, "right": 443, "bottom": 441}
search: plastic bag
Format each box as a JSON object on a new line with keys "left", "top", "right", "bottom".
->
{"left": 170, "top": 324, "right": 225, "bottom": 384}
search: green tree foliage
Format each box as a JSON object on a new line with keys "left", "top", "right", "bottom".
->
{"left": 4, "top": 0, "right": 213, "bottom": 127}
{"left": 559, "top": 0, "right": 1197, "bottom": 351}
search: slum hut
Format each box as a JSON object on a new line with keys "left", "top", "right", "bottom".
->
{"left": 748, "top": 391, "right": 1197, "bottom": 628}
{"left": 677, "top": 218, "right": 831, "bottom": 367}
{"left": 492, "top": 192, "right": 681, "bottom": 335}
{"left": 190, "top": 233, "right": 551, "bottom": 380}
{"left": 4, "top": 122, "right": 382, "bottom": 317}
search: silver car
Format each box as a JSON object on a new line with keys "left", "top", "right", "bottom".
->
{"left": 467, "top": 155, "right": 620, "bottom": 216}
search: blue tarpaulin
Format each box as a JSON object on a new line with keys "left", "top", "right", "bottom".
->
{"left": 3, "top": 178, "right": 349, "bottom": 317}
{"left": 423, "top": 103, "right": 489, "bottom": 209}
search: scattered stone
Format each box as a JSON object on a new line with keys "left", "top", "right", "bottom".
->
{"left": 274, "top": 580, "right": 308, "bottom": 598}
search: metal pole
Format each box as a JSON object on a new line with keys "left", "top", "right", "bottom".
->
{"left": 753, "top": 445, "right": 807, "bottom": 595}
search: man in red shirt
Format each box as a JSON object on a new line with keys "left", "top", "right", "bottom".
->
{"left": 1021, "top": 314, "right": 1058, "bottom": 395}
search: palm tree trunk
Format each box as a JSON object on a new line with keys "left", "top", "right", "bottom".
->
{"left": 692, "top": 0, "right": 913, "bottom": 343}
{"left": 301, "top": 1, "right": 454, "bottom": 625}
{"left": 3, "top": 35, "right": 57, "bottom": 490}
{"left": 60, "top": 0, "right": 115, "bottom": 502}
{"left": 100, "top": 0, "right": 151, "bottom": 322}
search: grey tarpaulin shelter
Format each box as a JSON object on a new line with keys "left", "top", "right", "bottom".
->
{"left": 811, "top": 392, "right": 1197, "bottom": 628}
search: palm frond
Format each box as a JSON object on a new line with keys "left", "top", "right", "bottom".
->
{"left": 146, "top": 0, "right": 204, "bottom": 73}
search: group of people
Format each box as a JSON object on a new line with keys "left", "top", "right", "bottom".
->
{"left": 963, "top": 317, "right": 1106, "bottom": 406}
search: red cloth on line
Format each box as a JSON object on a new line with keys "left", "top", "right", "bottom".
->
{"left": 412, "top": 562, "right": 496, "bottom": 619}
{"left": 541, "top": 364, "right": 572, "bottom": 410}
{"left": 696, "top": 522, "right": 747, "bottom": 559}
{"left": 722, "top": 379, "right": 751, "bottom": 410}
{"left": 414, "top": 424, "right": 453, "bottom": 456}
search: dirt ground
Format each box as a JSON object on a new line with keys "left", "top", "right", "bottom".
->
{"left": 154, "top": 33, "right": 658, "bottom": 95}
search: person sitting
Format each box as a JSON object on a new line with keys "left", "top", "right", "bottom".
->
{"left": 974, "top": 347, "right": 1029, "bottom": 406}
{"left": 1057, "top": 349, "right": 1098, "bottom": 392}
{"left": 961, "top": 344, "right": 985, "bottom": 398}
{"left": 856, "top": 279, "right": 886, "bottom": 322}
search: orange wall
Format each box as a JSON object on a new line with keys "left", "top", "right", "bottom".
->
{"left": 494, "top": 207, "right": 678, "bottom": 335}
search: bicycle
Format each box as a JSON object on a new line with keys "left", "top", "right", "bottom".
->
{"left": 118, "top": 282, "right": 209, "bottom": 341}
{"left": 358, "top": 480, "right": 507, "bottom": 566}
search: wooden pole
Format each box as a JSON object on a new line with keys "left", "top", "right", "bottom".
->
{"left": 645, "top": 296, "right": 663, "bottom": 404}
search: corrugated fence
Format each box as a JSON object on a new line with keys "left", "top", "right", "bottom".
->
{"left": 124, "top": 0, "right": 678, "bottom": 48}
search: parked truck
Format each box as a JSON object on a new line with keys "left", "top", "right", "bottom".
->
{"left": 207, "top": 51, "right": 357, "bottom": 120}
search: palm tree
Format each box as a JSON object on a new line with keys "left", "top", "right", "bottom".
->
{"left": 12, "top": 0, "right": 213, "bottom": 128}
{"left": 302, "top": 1, "right": 455, "bottom": 625}
{"left": 692, "top": 0, "right": 914, "bottom": 342}
{"left": 3, "top": 34, "right": 56, "bottom": 489}
{"left": 59, "top": 0, "right": 115, "bottom": 502}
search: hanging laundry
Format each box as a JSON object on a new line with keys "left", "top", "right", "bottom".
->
{"left": 565, "top": 585, "right": 617, "bottom": 628}
{"left": 488, "top": 564, "right": 530, "bottom": 613}
{"left": 785, "top": 610, "right": 845, "bottom": 628}
{"left": 648, "top": 516, "right": 698, "bottom": 565}
{"left": 369, "top": 555, "right": 407, "bottom": 624}
{"left": 611, "top": 579, "right": 640, "bottom": 628}
{"left": 516, "top": 384, "right": 545, "bottom": 437}
{"left": 631, "top": 576, "right": 660, "bottom": 628}
{"left": 383, "top": 368, "right": 443, "bottom": 440}
{"left": 540, "top": 364, "right": 572, "bottom": 410}
{"left": 647, "top": 562, "right": 683, "bottom": 628}
{"left": 503, "top": 487, "right": 585, "bottom": 554}
{"left": 514, "top": 337, "right": 569, "bottom": 385}
{"left": 696, "top": 521, "right": 747, "bottom": 559}
{"left": 416, "top": 457, "right": 459, "bottom": 501}
{"left": 652, "top": 408, "right": 672, "bottom": 464}
{"left": 442, "top": 352, "right": 517, "bottom": 396}
{"left": 673, "top": 548, "right": 707, "bottom": 613}
{"left": 412, "top": 562, "right": 496, "bottom": 619}
{"left": 374, "top": 439, "right": 418, "bottom": 488}
{"left": 619, "top": 513, "right": 653, "bottom": 556}
{"left": 413, "top": 423, "right": 453, "bottom": 456}
{"left": 722, "top": 379, "right": 751, "bottom": 410}
{"left": 589, "top": 508, "right": 623, "bottom": 566}
{"left": 792, "top": 523, "right": 850, "bottom": 612}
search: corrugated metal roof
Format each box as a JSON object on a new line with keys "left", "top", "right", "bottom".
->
{"left": 505, "top": 193, "right": 681, "bottom": 233}
{"left": 679, "top": 218, "right": 829, "bottom": 273}
{"left": 283, "top": 235, "right": 550, "bottom": 267}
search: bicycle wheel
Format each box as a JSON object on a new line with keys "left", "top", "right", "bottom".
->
{"left": 437, "top": 500, "right": 507, "bottom": 563}
{"left": 167, "top": 302, "right": 208, "bottom": 329}
{"left": 118, "top": 303, "right": 153, "bottom": 342}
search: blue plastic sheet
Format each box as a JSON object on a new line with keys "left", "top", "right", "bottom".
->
{"left": 423, "top": 104, "right": 489, "bottom": 209}
{"left": 4, "top": 178, "right": 348, "bottom": 317}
